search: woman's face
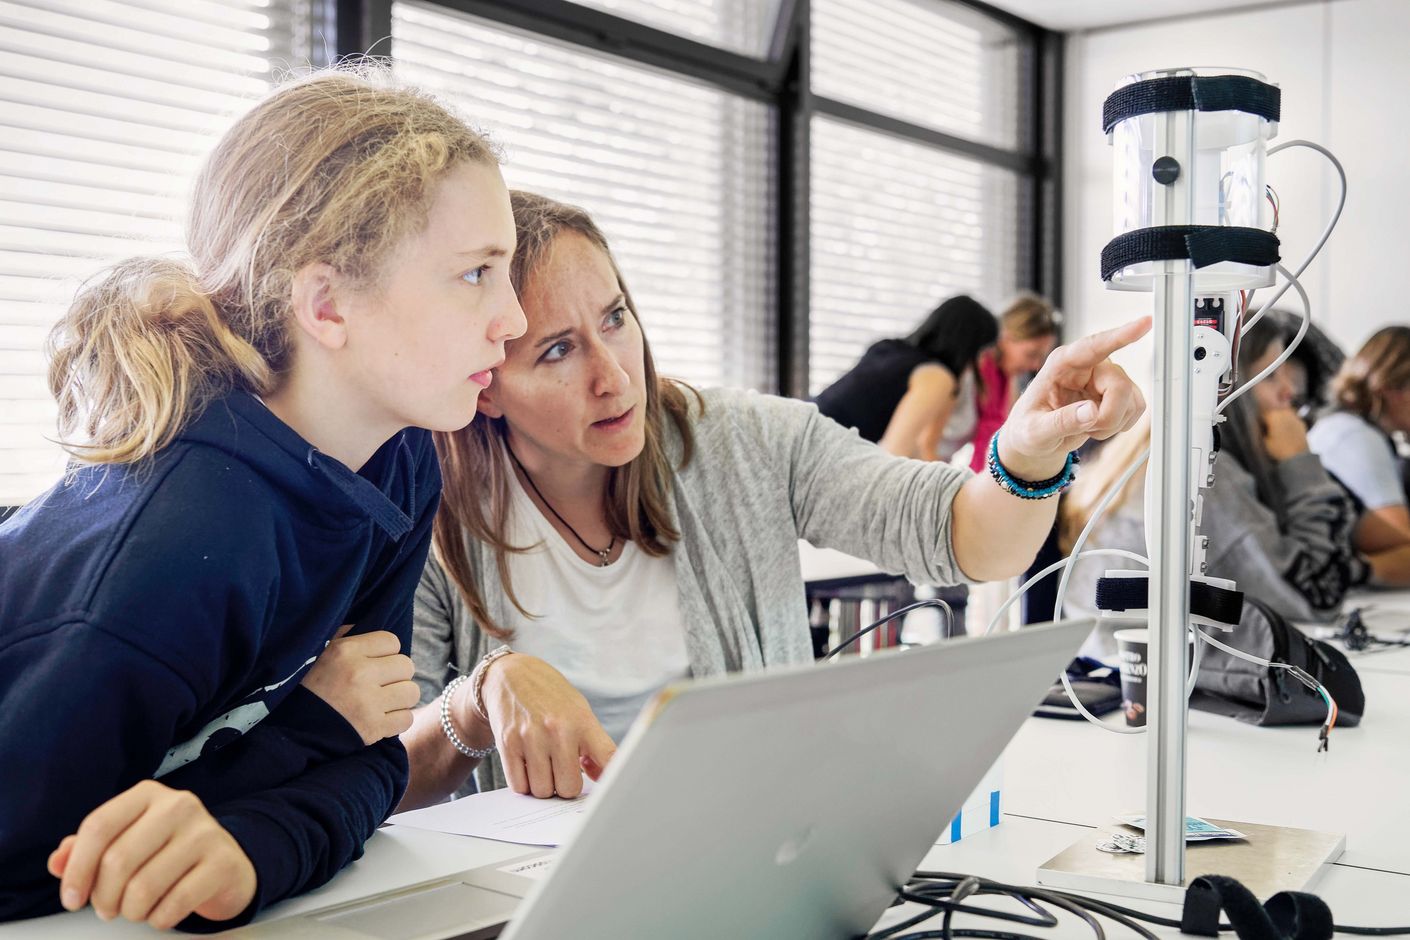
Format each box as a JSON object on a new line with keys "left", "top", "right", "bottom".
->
{"left": 478, "top": 231, "right": 648, "bottom": 471}
{"left": 1248, "top": 339, "right": 1297, "bottom": 414}
{"left": 998, "top": 332, "right": 1055, "bottom": 375}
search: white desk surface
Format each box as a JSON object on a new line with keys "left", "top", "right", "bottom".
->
{"left": 10, "top": 592, "right": 1410, "bottom": 938}
{"left": 1002, "top": 662, "right": 1410, "bottom": 875}
{"left": 797, "top": 539, "right": 881, "bottom": 583}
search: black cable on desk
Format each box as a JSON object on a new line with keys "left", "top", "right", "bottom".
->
{"left": 822, "top": 598, "right": 954, "bottom": 660}
{"left": 865, "top": 870, "right": 1410, "bottom": 940}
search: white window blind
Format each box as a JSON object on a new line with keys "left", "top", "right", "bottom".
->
{"left": 392, "top": 0, "right": 775, "bottom": 393}
{"left": 811, "top": 0, "right": 1024, "bottom": 149}
{"left": 809, "top": 115, "right": 1021, "bottom": 396}
{"left": 0, "top": 0, "right": 312, "bottom": 506}
{"left": 564, "top": 0, "right": 784, "bottom": 57}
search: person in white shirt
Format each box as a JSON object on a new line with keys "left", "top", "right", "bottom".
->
{"left": 1309, "top": 326, "right": 1410, "bottom": 584}
{"left": 396, "top": 190, "right": 1148, "bottom": 808}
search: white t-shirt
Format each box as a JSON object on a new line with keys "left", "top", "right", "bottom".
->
{"left": 500, "top": 472, "right": 690, "bottom": 743}
{"left": 1308, "top": 411, "right": 1407, "bottom": 510}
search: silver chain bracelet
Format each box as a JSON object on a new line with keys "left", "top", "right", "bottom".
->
{"left": 440, "top": 674, "right": 494, "bottom": 760}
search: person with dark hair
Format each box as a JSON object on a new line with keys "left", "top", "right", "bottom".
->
{"left": 1309, "top": 325, "right": 1410, "bottom": 584}
{"left": 1265, "top": 308, "right": 1344, "bottom": 420}
{"left": 812, "top": 295, "right": 999, "bottom": 460}
{"left": 1058, "top": 317, "right": 1366, "bottom": 658}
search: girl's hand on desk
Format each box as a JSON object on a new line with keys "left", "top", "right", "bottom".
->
{"left": 478, "top": 653, "right": 616, "bottom": 799}
{"left": 998, "top": 317, "right": 1150, "bottom": 479}
{"left": 47, "top": 779, "right": 255, "bottom": 930}
{"left": 301, "top": 625, "right": 421, "bottom": 745}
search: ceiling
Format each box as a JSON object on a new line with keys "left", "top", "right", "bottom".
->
{"left": 979, "top": 0, "right": 1308, "bottom": 32}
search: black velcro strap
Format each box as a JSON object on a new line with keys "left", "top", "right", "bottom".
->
{"left": 1094, "top": 576, "right": 1244, "bottom": 626}
{"left": 1100, "top": 226, "right": 1280, "bottom": 282}
{"left": 1181, "top": 875, "right": 1333, "bottom": 939}
{"left": 1103, "top": 74, "right": 1282, "bottom": 134}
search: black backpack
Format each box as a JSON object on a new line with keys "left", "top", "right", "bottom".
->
{"left": 1190, "top": 597, "right": 1364, "bottom": 726}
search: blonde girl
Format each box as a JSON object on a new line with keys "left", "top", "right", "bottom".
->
{"left": 0, "top": 69, "right": 523, "bottom": 930}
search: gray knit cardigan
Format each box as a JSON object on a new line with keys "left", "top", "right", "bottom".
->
{"left": 411, "top": 387, "right": 973, "bottom": 792}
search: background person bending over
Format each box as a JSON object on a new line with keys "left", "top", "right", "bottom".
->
{"left": 969, "top": 295, "right": 1061, "bottom": 472}
{"left": 397, "top": 191, "right": 1148, "bottom": 808}
{"left": 813, "top": 295, "right": 998, "bottom": 460}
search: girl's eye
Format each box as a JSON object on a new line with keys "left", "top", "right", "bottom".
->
{"left": 542, "top": 341, "right": 572, "bottom": 363}
{"left": 606, "top": 307, "right": 627, "bottom": 329}
{"left": 462, "top": 265, "right": 490, "bottom": 286}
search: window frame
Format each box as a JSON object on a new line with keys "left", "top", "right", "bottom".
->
{"left": 0, "top": 0, "right": 1059, "bottom": 512}
{"left": 350, "top": 0, "right": 1061, "bottom": 400}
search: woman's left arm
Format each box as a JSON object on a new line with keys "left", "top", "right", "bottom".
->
{"left": 949, "top": 318, "right": 1149, "bottom": 581}
{"left": 784, "top": 318, "right": 1148, "bottom": 584}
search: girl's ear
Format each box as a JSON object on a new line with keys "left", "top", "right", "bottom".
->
{"left": 289, "top": 262, "right": 348, "bottom": 350}
{"left": 477, "top": 383, "right": 504, "bottom": 419}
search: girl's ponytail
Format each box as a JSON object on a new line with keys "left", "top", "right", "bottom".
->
{"left": 46, "top": 257, "right": 270, "bottom": 464}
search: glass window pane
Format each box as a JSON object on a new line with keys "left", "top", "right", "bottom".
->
{"left": 393, "top": 0, "right": 776, "bottom": 392}
{"left": 0, "top": 0, "right": 312, "bottom": 506}
{"left": 809, "top": 115, "right": 1023, "bottom": 396}
{"left": 811, "top": 0, "right": 1026, "bottom": 150}
{"left": 567, "top": 0, "right": 784, "bottom": 58}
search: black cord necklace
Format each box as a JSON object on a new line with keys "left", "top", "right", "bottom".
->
{"left": 507, "top": 446, "right": 615, "bottom": 567}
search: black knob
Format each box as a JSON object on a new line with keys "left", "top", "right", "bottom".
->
{"left": 1152, "top": 156, "right": 1181, "bottom": 185}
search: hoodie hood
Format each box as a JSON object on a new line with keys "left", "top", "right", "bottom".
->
{"left": 180, "top": 391, "right": 416, "bottom": 539}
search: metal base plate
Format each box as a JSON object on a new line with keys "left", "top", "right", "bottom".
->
{"left": 1035, "top": 818, "right": 1345, "bottom": 905}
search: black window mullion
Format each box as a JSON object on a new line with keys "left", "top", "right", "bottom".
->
{"left": 776, "top": 0, "right": 810, "bottom": 399}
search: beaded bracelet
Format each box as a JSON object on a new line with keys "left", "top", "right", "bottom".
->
{"left": 440, "top": 674, "right": 495, "bottom": 760}
{"left": 986, "top": 431, "right": 1078, "bottom": 500}
{"left": 470, "top": 645, "right": 516, "bottom": 722}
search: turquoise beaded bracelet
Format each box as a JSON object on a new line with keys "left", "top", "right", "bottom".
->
{"left": 986, "top": 432, "right": 1078, "bottom": 500}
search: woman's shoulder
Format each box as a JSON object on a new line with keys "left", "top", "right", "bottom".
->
{"left": 1309, "top": 410, "right": 1383, "bottom": 452}
{"left": 689, "top": 386, "right": 816, "bottom": 437}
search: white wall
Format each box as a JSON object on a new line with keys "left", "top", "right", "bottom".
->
{"left": 1063, "top": 0, "right": 1409, "bottom": 371}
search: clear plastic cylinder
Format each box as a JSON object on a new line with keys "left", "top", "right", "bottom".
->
{"left": 1108, "top": 67, "right": 1278, "bottom": 292}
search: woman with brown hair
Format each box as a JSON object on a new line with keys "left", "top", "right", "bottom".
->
{"left": 0, "top": 69, "right": 524, "bottom": 929}
{"left": 399, "top": 190, "right": 1149, "bottom": 808}
{"left": 1309, "top": 326, "right": 1410, "bottom": 583}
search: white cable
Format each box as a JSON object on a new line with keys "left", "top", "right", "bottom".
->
{"left": 983, "top": 548, "right": 1150, "bottom": 636}
{"left": 986, "top": 143, "right": 1341, "bottom": 734}
{"left": 1217, "top": 262, "right": 1310, "bottom": 414}
{"left": 1240, "top": 140, "right": 1347, "bottom": 334}
{"left": 1053, "top": 448, "right": 1150, "bottom": 624}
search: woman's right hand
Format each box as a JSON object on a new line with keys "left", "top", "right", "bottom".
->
{"left": 1262, "top": 408, "right": 1310, "bottom": 461}
{"left": 471, "top": 653, "right": 616, "bottom": 799}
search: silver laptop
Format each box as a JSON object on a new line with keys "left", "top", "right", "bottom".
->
{"left": 225, "top": 619, "right": 1093, "bottom": 939}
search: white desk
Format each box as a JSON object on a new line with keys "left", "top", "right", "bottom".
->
{"left": 10, "top": 610, "right": 1410, "bottom": 937}
{"left": 1002, "top": 662, "right": 1410, "bottom": 875}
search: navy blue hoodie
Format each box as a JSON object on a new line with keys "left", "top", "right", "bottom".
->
{"left": 0, "top": 390, "right": 440, "bottom": 930}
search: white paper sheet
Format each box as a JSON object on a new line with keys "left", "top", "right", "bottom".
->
{"left": 388, "top": 781, "right": 593, "bottom": 847}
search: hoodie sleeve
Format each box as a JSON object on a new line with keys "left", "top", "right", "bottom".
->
{"left": 1202, "top": 452, "right": 1367, "bottom": 622}
{"left": 0, "top": 621, "right": 200, "bottom": 923}
{"left": 180, "top": 444, "right": 442, "bottom": 929}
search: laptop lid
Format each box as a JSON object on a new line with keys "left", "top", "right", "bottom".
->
{"left": 228, "top": 619, "right": 1092, "bottom": 939}
{"left": 499, "top": 618, "right": 1094, "bottom": 940}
